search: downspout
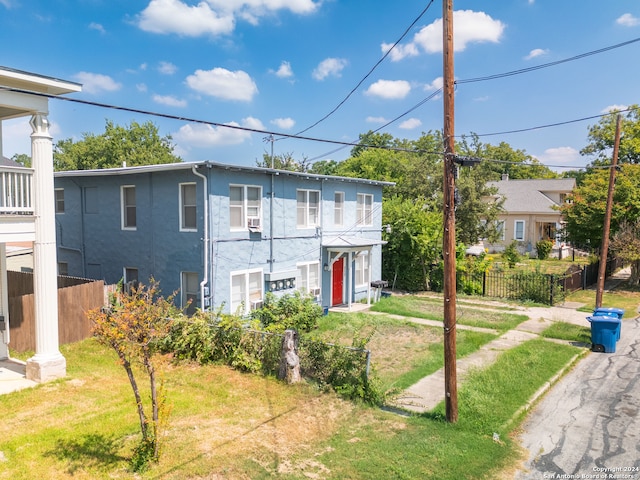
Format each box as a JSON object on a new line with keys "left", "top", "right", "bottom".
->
{"left": 192, "top": 164, "right": 209, "bottom": 312}
{"left": 269, "top": 170, "right": 274, "bottom": 273}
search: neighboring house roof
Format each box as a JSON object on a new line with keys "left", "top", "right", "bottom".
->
{"left": 487, "top": 178, "right": 576, "bottom": 214}
{"left": 54, "top": 160, "right": 396, "bottom": 187}
{"left": 0, "top": 156, "right": 23, "bottom": 167}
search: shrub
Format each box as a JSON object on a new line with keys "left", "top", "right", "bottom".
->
{"left": 251, "top": 291, "right": 322, "bottom": 333}
{"left": 503, "top": 241, "right": 521, "bottom": 268}
{"left": 536, "top": 239, "right": 554, "bottom": 260}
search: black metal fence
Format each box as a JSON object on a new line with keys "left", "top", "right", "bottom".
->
{"left": 454, "top": 257, "right": 624, "bottom": 305}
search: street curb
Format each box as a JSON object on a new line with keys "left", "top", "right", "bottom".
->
{"left": 502, "top": 347, "right": 590, "bottom": 431}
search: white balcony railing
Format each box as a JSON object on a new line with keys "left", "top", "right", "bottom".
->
{"left": 0, "top": 167, "right": 33, "bottom": 215}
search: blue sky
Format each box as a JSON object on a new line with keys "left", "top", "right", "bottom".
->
{"left": 1, "top": 0, "right": 639, "bottom": 171}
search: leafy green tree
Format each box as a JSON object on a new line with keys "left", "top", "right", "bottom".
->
{"left": 610, "top": 219, "right": 640, "bottom": 285}
{"left": 256, "top": 151, "right": 310, "bottom": 171}
{"left": 561, "top": 164, "right": 640, "bottom": 250}
{"left": 581, "top": 107, "right": 640, "bottom": 166}
{"left": 350, "top": 130, "right": 395, "bottom": 157}
{"left": 89, "top": 280, "right": 178, "bottom": 471}
{"left": 11, "top": 153, "right": 31, "bottom": 167}
{"left": 54, "top": 120, "right": 180, "bottom": 171}
{"left": 308, "top": 159, "right": 339, "bottom": 175}
{"left": 382, "top": 195, "right": 442, "bottom": 291}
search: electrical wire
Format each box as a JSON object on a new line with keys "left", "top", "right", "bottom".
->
{"left": 293, "top": 0, "right": 436, "bottom": 137}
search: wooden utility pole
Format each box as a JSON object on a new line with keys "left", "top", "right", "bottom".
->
{"left": 595, "top": 114, "right": 622, "bottom": 308}
{"left": 442, "top": 0, "right": 458, "bottom": 423}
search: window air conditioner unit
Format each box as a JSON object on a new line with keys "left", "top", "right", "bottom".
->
{"left": 247, "top": 217, "right": 261, "bottom": 230}
{"left": 311, "top": 288, "right": 321, "bottom": 297}
{"left": 250, "top": 300, "right": 263, "bottom": 310}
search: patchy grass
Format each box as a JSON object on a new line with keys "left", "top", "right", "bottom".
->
{"left": 0, "top": 329, "right": 581, "bottom": 479}
{"left": 491, "top": 254, "right": 591, "bottom": 274}
{"left": 370, "top": 295, "right": 528, "bottom": 332}
{"left": 315, "top": 312, "right": 497, "bottom": 390}
{"left": 541, "top": 322, "right": 591, "bottom": 344}
{"left": 566, "top": 284, "right": 640, "bottom": 318}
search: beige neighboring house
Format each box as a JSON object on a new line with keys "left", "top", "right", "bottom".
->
{"left": 484, "top": 175, "right": 576, "bottom": 255}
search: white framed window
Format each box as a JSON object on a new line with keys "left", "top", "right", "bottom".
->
{"left": 180, "top": 183, "right": 197, "bottom": 231}
{"left": 230, "top": 268, "right": 263, "bottom": 315}
{"left": 334, "top": 192, "right": 344, "bottom": 226}
{"left": 497, "top": 220, "right": 506, "bottom": 241}
{"left": 355, "top": 252, "right": 370, "bottom": 287}
{"left": 297, "top": 261, "right": 320, "bottom": 296}
{"left": 230, "top": 185, "right": 262, "bottom": 230}
{"left": 55, "top": 188, "right": 65, "bottom": 214}
{"left": 181, "top": 271, "right": 199, "bottom": 315}
{"left": 123, "top": 267, "right": 139, "bottom": 294}
{"left": 514, "top": 220, "right": 525, "bottom": 241}
{"left": 121, "top": 185, "right": 136, "bottom": 230}
{"left": 357, "top": 193, "right": 373, "bottom": 226}
{"left": 297, "top": 189, "right": 320, "bottom": 228}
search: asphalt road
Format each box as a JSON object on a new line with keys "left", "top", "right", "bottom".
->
{"left": 515, "top": 316, "right": 640, "bottom": 480}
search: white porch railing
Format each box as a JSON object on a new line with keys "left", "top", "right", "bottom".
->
{"left": 0, "top": 167, "right": 33, "bottom": 215}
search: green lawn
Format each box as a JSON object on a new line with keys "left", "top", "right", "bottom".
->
{"left": 0, "top": 297, "right": 582, "bottom": 479}
{"left": 369, "top": 295, "right": 529, "bottom": 332}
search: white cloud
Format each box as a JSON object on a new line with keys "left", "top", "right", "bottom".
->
{"left": 136, "top": 83, "right": 148, "bottom": 92}
{"left": 365, "top": 79, "right": 411, "bottom": 99}
{"left": 474, "top": 95, "right": 489, "bottom": 102}
{"left": 185, "top": 67, "right": 258, "bottom": 101}
{"left": 538, "top": 146, "right": 580, "bottom": 167}
{"left": 381, "top": 42, "right": 419, "bottom": 62}
{"left": 89, "top": 22, "right": 106, "bottom": 34}
{"left": 174, "top": 116, "right": 265, "bottom": 146}
{"left": 525, "top": 48, "right": 548, "bottom": 60}
{"left": 153, "top": 94, "right": 187, "bottom": 107}
{"left": 271, "top": 61, "right": 293, "bottom": 78}
{"left": 137, "top": 0, "right": 236, "bottom": 37}
{"left": 312, "top": 58, "right": 347, "bottom": 81}
{"left": 270, "top": 117, "right": 295, "bottom": 130}
{"left": 424, "top": 76, "right": 443, "bottom": 91}
{"left": 137, "top": 0, "right": 320, "bottom": 37}
{"left": 616, "top": 13, "right": 639, "bottom": 27}
{"left": 392, "top": 10, "right": 504, "bottom": 57}
{"left": 73, "top": 72, "right": 122, "bottom": 94}
{"left": 601, "top": 104, "right": 628, "bottom": 114}
{"left": 366, "top": 116, "right": 387, "bottom": 123}
{"left": 399, "top": 118, "right": 422, "bottom": 130}
{"left": 0, "top": 0, "right": 14, "bottom": 8}
{"left": 158, "top": 61, "right": 177, "bottom": 75}
{"left": 140, "top": 63, "right": 148, "bottom": 71}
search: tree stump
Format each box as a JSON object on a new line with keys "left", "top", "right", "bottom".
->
{"left": 278, "top": 329, "right": 301, "bottom": 384}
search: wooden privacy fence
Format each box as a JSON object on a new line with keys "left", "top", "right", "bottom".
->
{"left": 8, "top": 272, "right": 106, "bottom": 353}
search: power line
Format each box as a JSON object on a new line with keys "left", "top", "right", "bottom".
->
{"left": 456, "top": 37, "right": 640, "bottom": 85}
{"left": 293, "top": 0, "right": 437, "bottom": 137}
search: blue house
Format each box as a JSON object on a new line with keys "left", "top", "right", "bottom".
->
{"left": 54, "top": 161, "right": 391, "bottom": 314}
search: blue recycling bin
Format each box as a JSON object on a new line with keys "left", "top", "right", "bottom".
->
{"left": 593, "top": 307, "right": 624, "bottom": 340}
{"left": 587, "top": 315, "right": 621, "bottom": 353}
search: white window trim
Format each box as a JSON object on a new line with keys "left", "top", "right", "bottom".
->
{"left": 230, "top": 184, "right": 262, "bottom": 231}
{"left": 179, "top": 182, "right": 197, "bottom": 232}
{"left": 121, "top": 185, "right": 137, "bottom": 231}
{"left": 181, "top": 271, "right": 199, "bottom": 312}
{"left": 334, "top": 191, "right": 344, "bottom": 226}
{"left": 296, "top": 261, "right": 320, "bottom": 296}
{"left": 355, "top": 252, "right": 370, "bottom": 288}
{"left": 498, "top": 220, "right": 506, "bottom": 241}
{"left": 55, "top": 188, "right": 65, "bottom": 214}
{"left": 514, "top": 220, "right": 525, "bottom": 241}
{"left": 357, "top": 193, "right": 373, "bottom": 226}
{"left": 230, "top": 268, "right": 264, "bottom": 316}
{"left": 296, "top": 189, "right": 321, "bottom": 229}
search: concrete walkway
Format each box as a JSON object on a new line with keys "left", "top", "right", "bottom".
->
{"left": 0, "top": 358, "right": 36, "bottom": 395}
{"left": 389, "top": 267, "right": 632, "bottom": 414}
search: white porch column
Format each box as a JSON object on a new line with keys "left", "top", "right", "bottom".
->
{"left": 26, "top": 113, "right": 66, "bottom": 382}
{"left": 0, "top": 243, "right": 8, "bottom": 359}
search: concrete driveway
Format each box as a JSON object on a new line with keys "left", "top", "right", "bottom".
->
{"left": 515, "top": 316, "right": 640, "bottom": 479}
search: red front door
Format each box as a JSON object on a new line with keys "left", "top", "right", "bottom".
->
{"left": 331, "top": 257, "right": 344, "bottom": 306}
